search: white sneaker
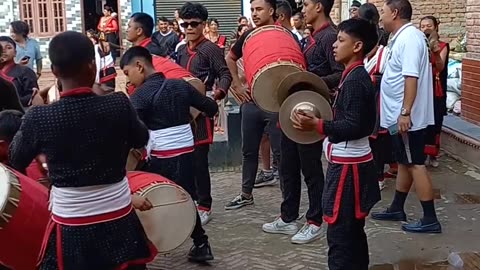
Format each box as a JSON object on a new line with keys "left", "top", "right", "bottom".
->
{"left": 379, "top": 181, "right": 386, "bottom": 191}
{"left": 430, "top": 157, "right": 439, "bottom": 168}
{"left": 291, "top": 223, "right": 323, "bottom": 244}
{"left": 198, "top": 209, "right": 212, "bottom": 226}
{"left": 262, "top": 217, "right": 298, "bottom": 235}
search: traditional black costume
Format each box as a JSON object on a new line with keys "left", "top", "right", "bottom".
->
{"left": 0, "top": 62, "right": 38, "bottom": 107}
{"left": 9, "top": 89, "right": 156, "bottom": 270}
{"left": 130, "top": 73, "right": 218, "bottom": 246}
{"left": 317, "top": 62, "right": 380, "bottom": 270}
{"left": 176, "top": 38, "right": 231, "bottom": 211}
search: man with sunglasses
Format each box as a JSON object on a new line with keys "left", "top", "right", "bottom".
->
{"left": 176, "top": 2, "right": 232, "bottom": 226}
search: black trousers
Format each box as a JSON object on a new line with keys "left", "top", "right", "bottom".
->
{"left": 280, "top": 132, "right": 324, "bottom": 224}
{"left": 146, "top": 154, "right": 208, "bottom": 246}
{"left": 194, "top": 144, "right": 212, "bottom": 209}
{"left": 241, "top": 102, "right": 280, "bottom": 194}
{"left": 326, "top": 173, "right": 369, "bottom": 270}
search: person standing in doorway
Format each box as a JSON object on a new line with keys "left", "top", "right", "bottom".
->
{"left": 97, "top": 6, "right": 119, "bottom": 63}
{"left": 10, "top": 21, "right": 42, "bottom": 78}
{"left": 371, "top": 0, "right": 441, "bottom": 234}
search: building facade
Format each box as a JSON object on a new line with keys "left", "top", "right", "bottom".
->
{"left": 0, "top": 0, "right": 132, "bottom": 65}
{"left": 0, "top": 0, "right": 468, "bottom": 65}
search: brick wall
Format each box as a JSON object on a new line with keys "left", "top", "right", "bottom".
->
{"left": 366, "top": 0, "right": 466, "bottom": 42}
{"left": 462, "top": 0, "right": 480, "bottom": 124}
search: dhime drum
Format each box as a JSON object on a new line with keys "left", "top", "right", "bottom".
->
{"left": 152, "top": 56, "right": 206, "bottom": 120}
{"left": 243, "top": 25, "right": 333, "bottom": 144}
{"left": 242, "top": 25, "right": 306, "bottom": 112}
{"left": 127, "top": 171, "right": 196, "bottom": 254}
{"left": 0, "top": 164, "right": 51, "bottom": 270}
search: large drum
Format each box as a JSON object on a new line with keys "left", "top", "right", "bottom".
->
{"left": 127, "top": 171, "right": 196, "bottom": 254}
{"left": 152, "top": 56, "right": 206, "bottom": 119}
{"left": 242, "top": 25, "right": 306, "bottom": 112}
{"left": 0, "top": 164, "right": 50, "bottom": 270}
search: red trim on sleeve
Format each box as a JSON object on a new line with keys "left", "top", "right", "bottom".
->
{"left": 316, "top": 119, "right": 325, "bottom": 135}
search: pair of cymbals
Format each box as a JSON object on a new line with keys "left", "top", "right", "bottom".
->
{"left": 254, "top": 70, "right": 333, "bottom": 144}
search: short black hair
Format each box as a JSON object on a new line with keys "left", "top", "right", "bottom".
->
{"left": 49, "top": 31, "right": 95, "bottom": 77}
{"left": 120, "top": 46, "right": 153, "bottom": 69}
{"left": 313, "top": 0, "right": 334, "bottom": 17}
{"left": 238, "top": 16, "right": 248, "bottom": 23}
{"left": 104, "top": 5, "right": 114, "bottom": 13}
{"left": 158, "top": 16, "right": 169, "bottom": 23}
{"left": 0, "top": 36, "right": 16, "bottom": 48}
{"left": 131, "top": 13, "right": 155, "bottom": 38}
{"left": 351, "top": 0, "right": 361, "bottom": 8}
{"left": 10, "top": 21, "right": 30, "bottom": 38}
{"left": 277, "top": 0, "right": 293, "bottom": 19}
{"left": 293, "top": 12, "right": 303, "bottom": 19}
{"left": 358, "top": 3, "right": 380, "bottom": 25}
{"left": 208, "top": 18, "right": 219, "bottom": 27}
{"left": 0, "top": 110, "right": 23, "bottom": 141}
{"left": 250, "top": 0, "right": 276, "bottom": 14}
{"left": 420, "top": 15, "right": 439, "bottom": 29}
{"left": 338, "top": 18, "right": 378, "bottom": 56}
{"left": 179, "top": 2, "right": 209, "bottom": 21}
{"left": 385, "top": 0, "right": 412, "bottom": 21}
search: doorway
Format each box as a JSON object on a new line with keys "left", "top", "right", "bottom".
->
{"left": 82, "top": 0, "right": 119, "bottom": 33}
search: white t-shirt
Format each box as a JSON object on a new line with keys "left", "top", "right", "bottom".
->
{"left": 380, "top": 23, "right": 434, "bottom": 131}
{"left": 292, "top": 28, "right": 303, "bottom": 42}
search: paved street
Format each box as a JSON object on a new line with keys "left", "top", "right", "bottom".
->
{"left": 147, "top": 154, "right": 480, "bottom": 270}
{"left": 37, "top": 72, "right": 480, "bottom": 269}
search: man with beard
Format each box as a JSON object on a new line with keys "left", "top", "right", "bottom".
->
{"left": 224, "top": 0, "right": 283, "bottom": 211}
{"left": 176, "top": 2, "right": 232, "bottom": 226}
{"left": 262, "top": 0, "right": 343, "bottom": 245}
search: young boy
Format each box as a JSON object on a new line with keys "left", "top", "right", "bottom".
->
{"left": 121, "top": 46, "right": 218, "bottom": 262}
{"left": 8, "top": 31, "right": 156, "bottom": 270}
{"left": 291, "top": 18, "right": 381, "bottom": 270}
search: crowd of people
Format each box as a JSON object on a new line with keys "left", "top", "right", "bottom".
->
{"left": 0, "top": 0, "right": 450, "bottom": 269}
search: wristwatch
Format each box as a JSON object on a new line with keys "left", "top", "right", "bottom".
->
{"left": 400, "top": 108, "right": 410, "bottom": 116}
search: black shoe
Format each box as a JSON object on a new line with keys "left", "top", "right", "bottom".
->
{"left": 402, "top": 220, "right": 442, "bottom": 234}
{"left": 225, "top": 194, "right": 254, "bottom": 210}
{"left": 188, "top": 242, "right": 214, "bottom": 262}
{"left": 371, "top": 208, "right": 407, "bottom": 221}
{"left": 254, "top": 171, "right": 277, "bottom": 188}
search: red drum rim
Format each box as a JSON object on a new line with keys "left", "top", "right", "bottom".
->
{"left": 242, "top": 25, "right": 293, "bottom": 51}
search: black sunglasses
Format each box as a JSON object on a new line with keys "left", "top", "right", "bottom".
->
{"left": 180, "top": 21, "right": 203, "bottom": 28}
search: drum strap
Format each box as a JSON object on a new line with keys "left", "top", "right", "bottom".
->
{"left": 153, "top": 80, "right": 168, "bottom": 104}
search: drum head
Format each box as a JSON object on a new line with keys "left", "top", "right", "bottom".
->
{"left": 135, "top": 183, "right": 196, "bottom": 253}
{"left": 277, "top": 71, "right": 331, "bottom": 106}
{"left": 0, "top": 164, "right": 10, "bottom": 215}
{"left": 184, "top": 77, "right": 206, "bottom": 120}
{"left": 252, "top": 63, "right": 302, "bottom": 113}
{"left": 279, "top": 91, "right": 333, "bottom": 144}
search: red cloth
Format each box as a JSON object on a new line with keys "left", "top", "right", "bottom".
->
{"left": 97, "top": 16, "right": 118, "bottom": 33}
{"left": 26, "top": 159, "right": 47, "bottom": 181}
{"left": 0, "top": 167, "right": 50, "bottom": 270}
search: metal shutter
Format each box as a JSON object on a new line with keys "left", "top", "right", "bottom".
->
{"left": 154, "top": 0, "right": 242, "bottom": 36}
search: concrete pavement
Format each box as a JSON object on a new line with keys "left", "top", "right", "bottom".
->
{"left": 148, "top": 154, "right": 480, "bottom": 269}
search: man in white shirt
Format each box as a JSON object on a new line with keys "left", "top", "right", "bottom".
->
{"left": 371, "top": 0, "right": 441, "bottom": 234}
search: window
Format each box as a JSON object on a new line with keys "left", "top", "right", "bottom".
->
{"left": 19, "top": 0, "right": 66, "bottom": 37}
